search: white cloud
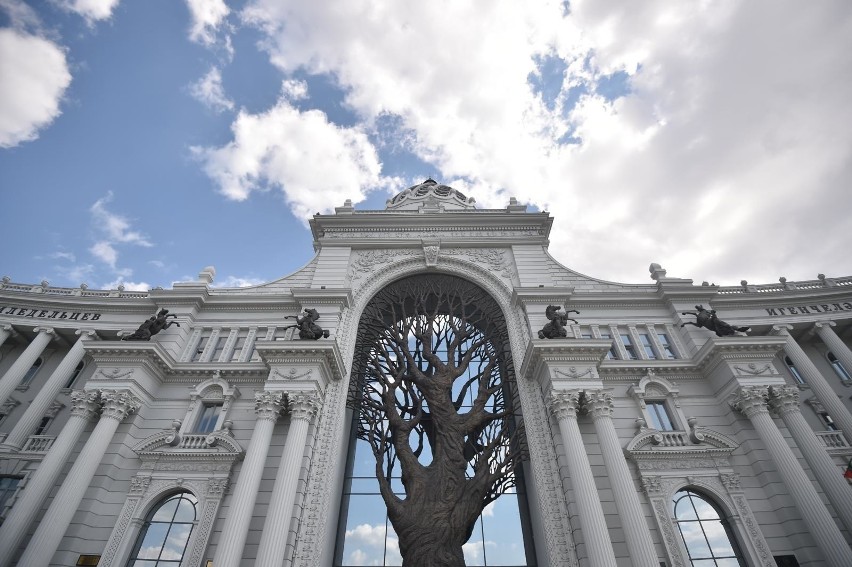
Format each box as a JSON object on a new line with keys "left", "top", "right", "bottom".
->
{"left": 56, "top": 0, "right": 120, "bottom": 23}
{"left": 49, "top": 251, "right": 76, "bottom": 262}
{"left": 344, "top": 523, "right": 401, "bottom": 565}
{"left": 193, "top": 83, "right": 399, "bottom": 219}
{"left": 212, "top": 276, "right": 266, "bottom": 288}
{"left": 0, "top": 28, "right": 71, "bottom": 148}
{"left": 89, "top": 241, "right": 117, "bottom": 268}
{"left": 238, "top": 0, "right": 852, "bottom": 284}
{"left": 185, "top": 0, "right": 230, "bottom": 46}
{"left": 188, "top": 66, "right": 234, "bottom": 112}
{"left": 90, "top": 192, "right": 153, "bottom": 246}
{"left": 103, "top": 278, "right": 151, "bottom": 292}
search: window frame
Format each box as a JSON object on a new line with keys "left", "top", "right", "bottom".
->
{"left": 646, "top": 400, "right": 676, "bottom": 431}
{"left": 671, "top": 488, "right": 746, "bottom": 566}
{"left": 18, "top": 356, "right": 43, "bottom": 389}
{"left": 827, "top": 352, "right": 851, "bottom": 382}
{"left": 125, "top": 491, "right": 198, "bottom": 567}
{"left": 784, "top": 356, "right": 806, "bottom": 385}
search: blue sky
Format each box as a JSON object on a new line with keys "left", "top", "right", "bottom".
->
{"left": 2, "top": 0, "right": 851, "bottom": 292}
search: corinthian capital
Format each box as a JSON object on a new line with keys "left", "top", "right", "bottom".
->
{"left": 768, "top": 386, "right": 801, "bottom": 416}
{"left": 547, "top": 390, "right": 582, "bottom": 421}
{"left": 288, "top": 392, "right": 321, "bottom": 421}
{"left": 69, "top": 390, "right": 101, "bottom": 421}
{"left": 255, "top": 391, "right": 285, "bottom": 422}
{"left": 585, "top": 390, "right": 614, "bottom": 419}
{"left": 99, "top": 390, "right": 142, "bottom": 421}
{"left": 729, "top": 386, "right": 769, "bottom": 418}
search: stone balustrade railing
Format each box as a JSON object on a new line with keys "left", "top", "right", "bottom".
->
{"left": 20, "top": 435, "right": 56, "bottom": 453}
{"left": 816, "top": 430, "right": 851, "bottom": 449}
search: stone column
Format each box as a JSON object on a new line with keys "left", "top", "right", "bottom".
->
{"left": 213, "top": 391, "right": 284, "bottom": 567}
{"left": 730, "top": 387, "right": 852, "bottom": 567}
{"left": 0, "top": 391, "right": 100, "bottom": 567}
{"left": 815, "top": 322, "right": 852, "bottom": 378}
{"left": 768, "top": 386, "right": 852, "bottom": 533}
{"left": 256, "top": 392, "right": 320, "bottom": 566}
{"left": 2, "top": 329, "right": 97, "bottom": 450}
{"left": 0, "top": 327, "right": 54, "bottom": 405}
{"left": 771, "top": 325, "right": 852, "bottom": 441}
{"left": 586, "top": 392, "right": 659, "bottom": 567}
{"left": 0, "top": 324, "right": 13, "bottom": 348}
{"left": 16, "top": 390, "right": 141, "bottom": 567}
{"left": 548, "top": 391, "right": 618, "bottom": 567}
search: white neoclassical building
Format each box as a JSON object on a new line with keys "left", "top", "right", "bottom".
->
{"left": 1, "top": 180, "right": 851, "bottom": 567}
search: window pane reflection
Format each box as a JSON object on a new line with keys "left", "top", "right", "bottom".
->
{"left": 127, "top": 492, "right": 197, "bottom": 567}
{"left": 672, "top": 489, "right": 744, "bottom": 566}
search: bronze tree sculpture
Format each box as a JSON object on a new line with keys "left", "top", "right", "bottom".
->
{"left": 349, "top": 275, "right": 525, "bottom": 566}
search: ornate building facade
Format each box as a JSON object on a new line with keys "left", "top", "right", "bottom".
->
{"left": 0, "top": 180, "right": 851, "bottom": 567}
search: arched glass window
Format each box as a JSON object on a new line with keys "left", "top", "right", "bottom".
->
{"left": 672, "top": 489, "right": 744, "bottom": 566}
{"left": 127, "top": 492, "right": 197, "bottom": 566}
{"left": 336, "top": 275, "right": 536, "bottom": 566}
{"left": 19, "top": 357, "right": 43, "bottom": 387}
{"left": 64, "top": 360, "right": 86, "bottom": 389}
{"left": 784, "top": 356, "right": 805, "bottom": 385}
{"left": 827, "top": 352, "right": 851, "bottom": 382}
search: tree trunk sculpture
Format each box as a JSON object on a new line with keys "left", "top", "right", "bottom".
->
{"left": 350, "top": 275, "right": 524, "bottom": 566}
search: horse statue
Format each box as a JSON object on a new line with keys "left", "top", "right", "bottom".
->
{"left": 538, "top": 305, "right": 580, "bottom": 339}
{"left": 284, "top": 308, "right": 330, "bottom": 340}
{"left": 122, "top": 308, "right": 180, "bottom": 341}
{"left": 681, "top": 305, "right": 750, "bottom": 337}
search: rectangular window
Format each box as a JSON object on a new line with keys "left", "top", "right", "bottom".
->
{"left": 33, "top": 417, "right": 52, "bottom": 436}
{"left": 0, "top": 475, "right": 23, "bottom": 512}
{"left": 600, "top": 332, "right": 616, "bottom": 360}
{"left": 657, "top": 333, "right": 676, "bottom": 359}
{"left": 620, "top": 334, "right": 638, "bottom": 360}
{"left": 639, "top": 333, "right": 657, "bottom": 359}
{"left": 646, "top": 401, "right": 675, "bottom": 431}
{"left": 195, "top": 404, "right": 222, "bottom": 433}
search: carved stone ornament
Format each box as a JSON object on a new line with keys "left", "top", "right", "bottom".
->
{"left": 585, "top": 390, "right": 614, "bottom": 418}
{"left": 270, "top": 367, "right": 314, "bottom": 381}
{"left": 129, "top": 475, "right": 152, "bottom": 496}
{"left": 255, "top": 390, "right": 285, "bottom": 421}
{"left": 733, "top": 363, "right": 773, "bottom": 376}
{"left": 100, "top": 390, "right": 142, "bottom": 421}
{"left": 423, "top": 244, "right": 440, "bottom": 267}
{"left": 69, "top": 390, "right": 101, "bottom": 421}
{"left": 767, "top": 385, "right": 801, "bottom": 416}
{"left": 554, "top": 366, "right": 595, "bottom": 381}
{"left": 729, "top": 386, "right": 769, "bottom": 418}
{"left": 288, "top": 392, "right": 321, "bottom": 421}
{"left": 547, "top": 390, "right": 582, "bottom": 420}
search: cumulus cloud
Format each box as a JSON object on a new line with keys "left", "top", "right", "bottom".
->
{"left": 90, "top": 241, "right": 118, "bottom": 268}
{"left": 0, "top": 28, "right": 71, "bottom": 148}
{"left": 344, "top": 523, "right": 401, "bottom": 565}
{"left": 188, "top": 66, "right": 234, "bottom": 112}
{"left": 193, "top": 81, "right": 399, "bottom": 219}
{"left": 238, "top": 0, "right": 852, "bottom": 284}
{"left": 55, "top": 0, "right": 121, "bottom": 23}
{"left": 185, "top": 0, "right": 230, "bottom": 47}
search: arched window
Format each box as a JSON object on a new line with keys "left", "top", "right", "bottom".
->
{"left": 19, "top": 357, "right": 43, "bottom": 387}
{"left": 672, "top": 489, "right": 744, "bottom": 566}
{"left": 784, "top": 356, "right": 805, "bottom": 385}
{"left": 64, "top": 360, "right": 86, "bottom": 389}
{"left": 127, "top": 492, "right": 197, "bottom": 566}
{"left": 827, "top": 352, "right": 851, "bottom": 382}
{"left": 336, "top": 275, "right": 536, "bottom": 566}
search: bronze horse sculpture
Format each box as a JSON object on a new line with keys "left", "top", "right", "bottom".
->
{"left": 538, "top": 305, "right": 580, "bottom": 339}
{"left": 283, "top": 308, "right": 330, "bottom": 340}
{"left": 681, "top": 305, "right": 750, "bottom": 337}
{"left": 122, "top": 308, "right": 180, "bottom": 341}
